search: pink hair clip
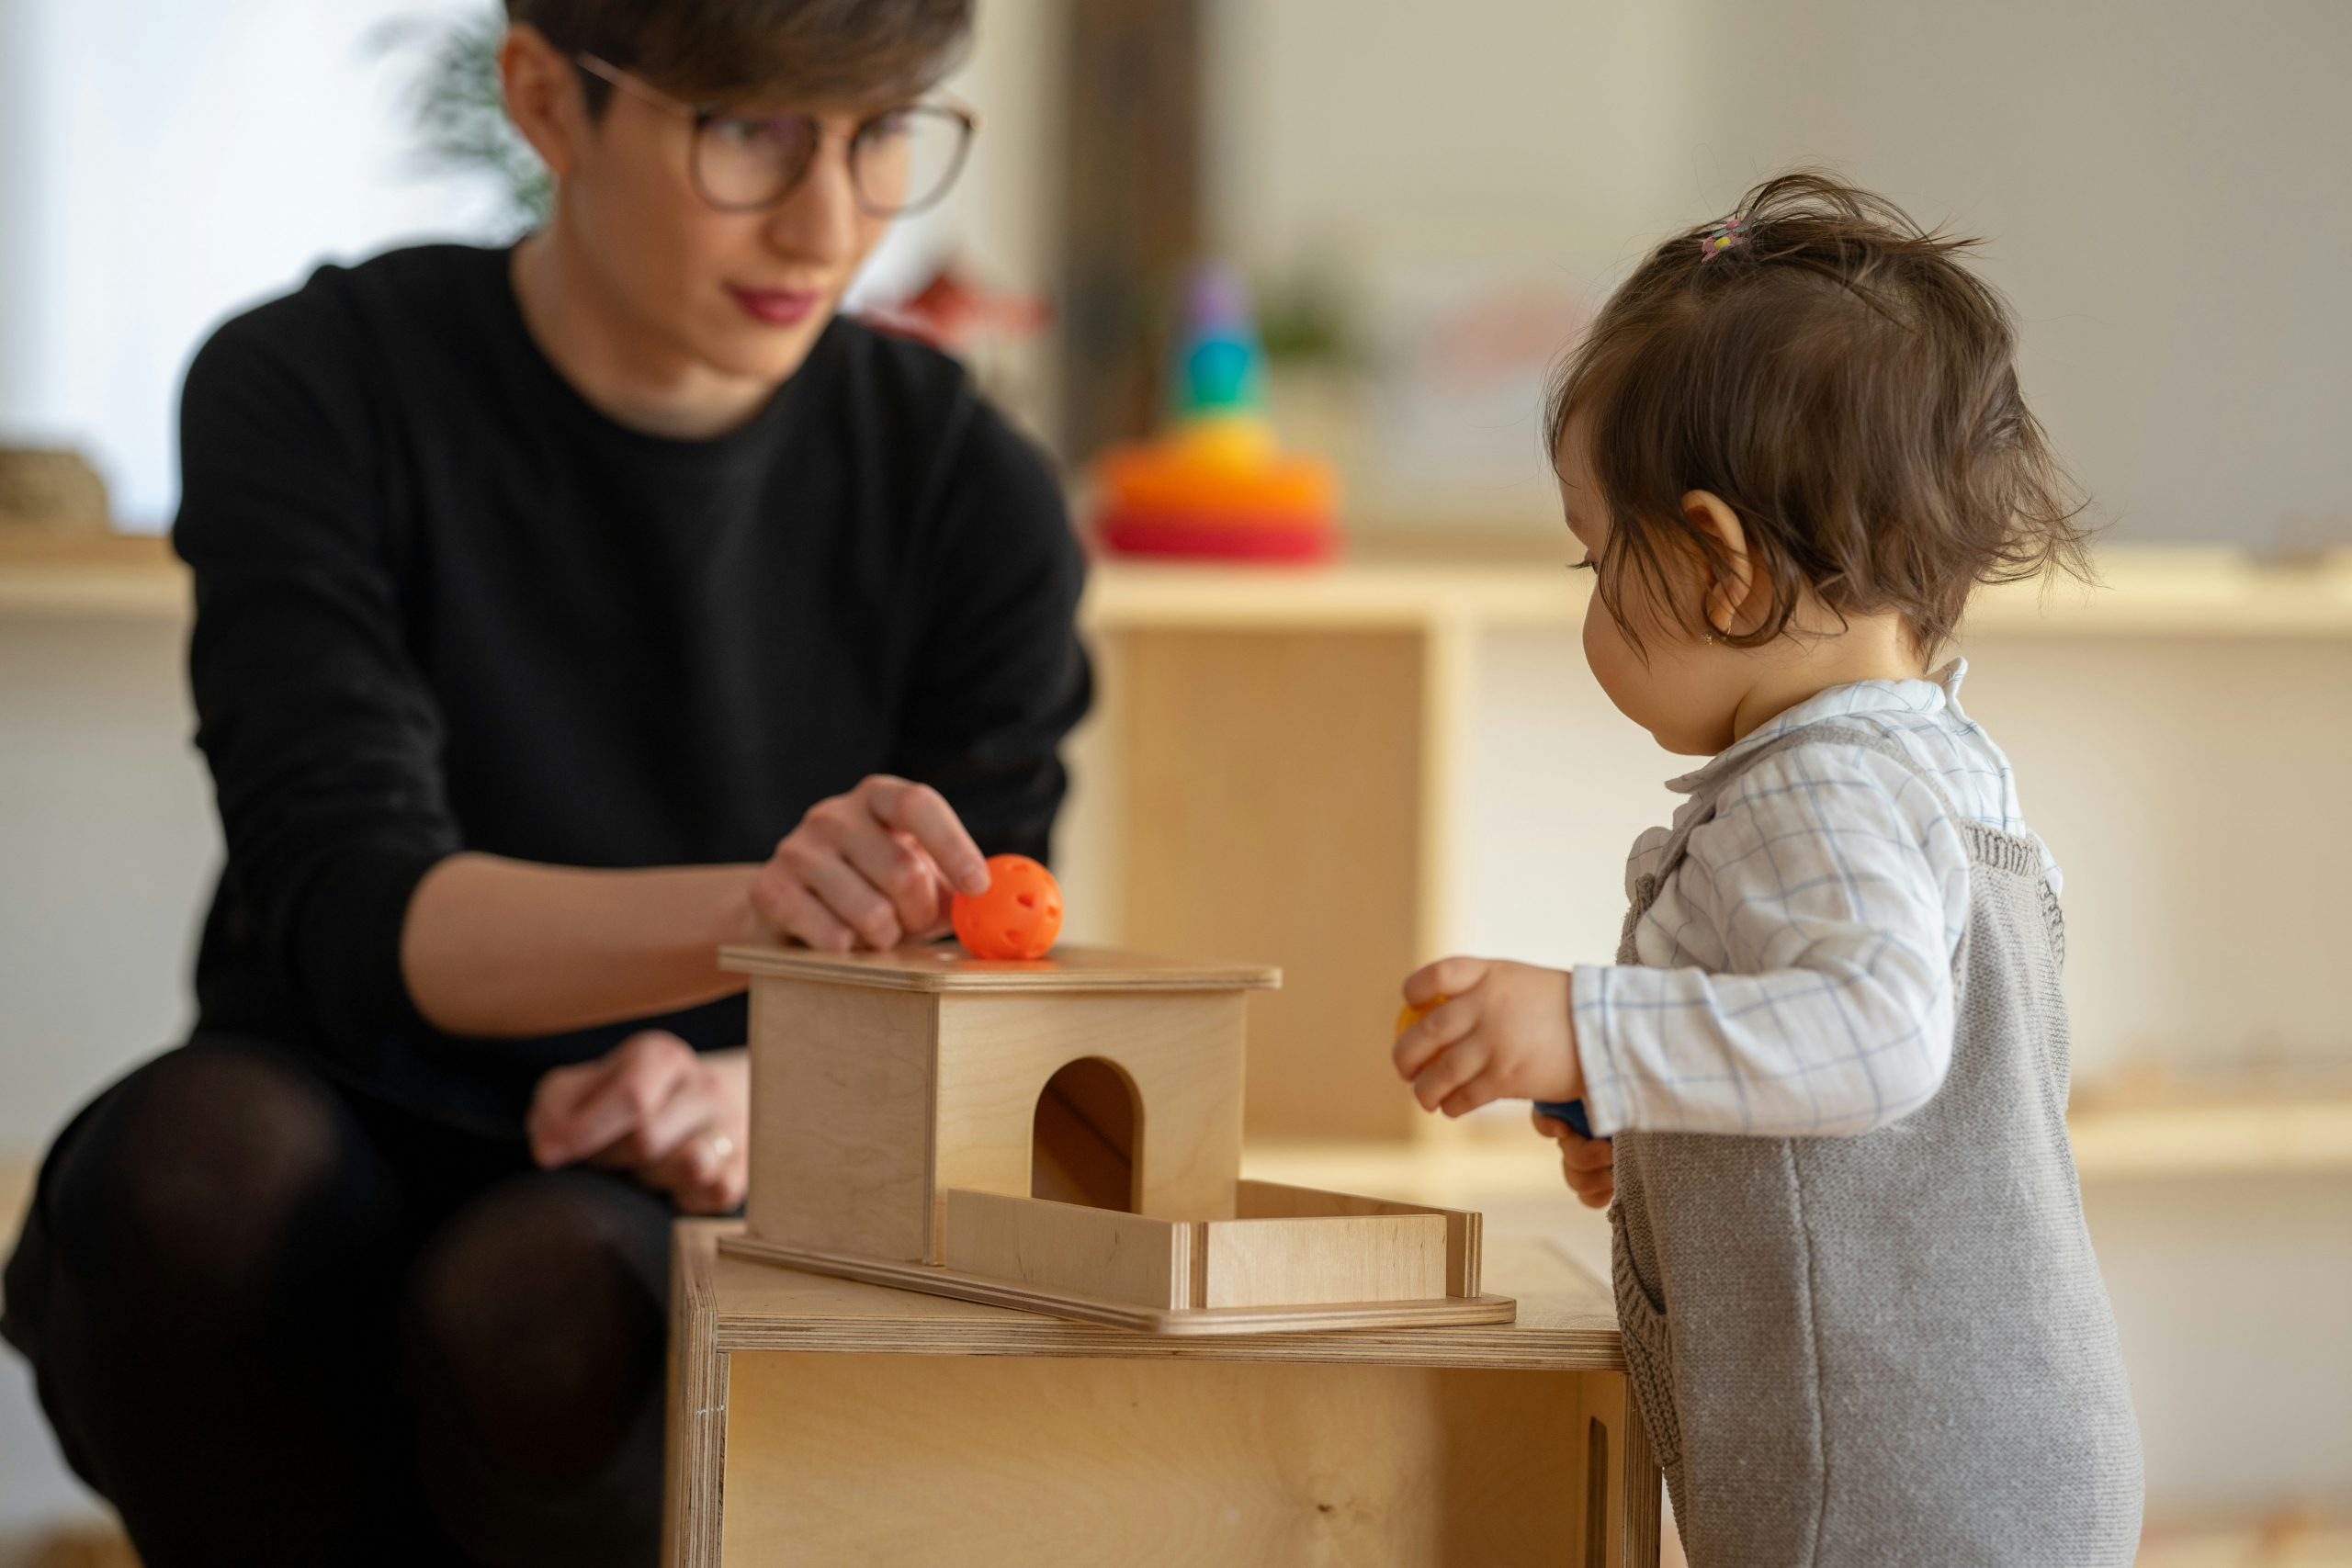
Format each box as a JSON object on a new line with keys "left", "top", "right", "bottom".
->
{"left": 1698, "top": 216, "right": 1746, "bottom": 259}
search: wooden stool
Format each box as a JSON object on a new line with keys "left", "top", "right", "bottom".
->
{"left": 664, "top": 1220, "right": 1662, "bottom": 1566}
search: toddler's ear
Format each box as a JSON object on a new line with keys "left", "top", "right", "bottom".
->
{"left": 1679, "top": 489, "right": 1760, "bottom": 639}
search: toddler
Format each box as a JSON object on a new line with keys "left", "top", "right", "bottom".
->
{"left": 1392, "top": 173, "right": 2143, "bottom": 1566}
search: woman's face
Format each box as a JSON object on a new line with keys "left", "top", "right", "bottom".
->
{"left": 542, "top": 55, "right": 901, "bottom": 389}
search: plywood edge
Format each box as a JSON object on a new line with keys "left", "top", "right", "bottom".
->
{"left": 717, "top": 1232, "right": 1517, "bottom": 1338}
{"left": 720, "top": 942, "right": 1282, "bottom": 992}
{"left": 943, "top": 1189, "right": 1189, "bottom": 1310}
{"left": 1235, "top": 1179, "right": 1484, "bottom": 1297}
{"left": 664, "top": 1221, "right": 732, "bottom": 1568}
{"left": 1618, "top": 1370, "right": 1665, "bottom": 1567}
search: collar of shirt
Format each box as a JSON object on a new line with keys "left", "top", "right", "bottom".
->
{"left": 1663, "top": 658, "right": 1971, "bottom": 796}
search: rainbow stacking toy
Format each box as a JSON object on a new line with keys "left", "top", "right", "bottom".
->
{"left": 1091, "top": 266, "right": 1341, "bottom": 562}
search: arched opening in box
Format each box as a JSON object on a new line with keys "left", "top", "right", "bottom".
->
{"left": 1030, "top": 1056, "right": 1140, "bottom": 1213}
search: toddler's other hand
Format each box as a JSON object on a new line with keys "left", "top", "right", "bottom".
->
{"left": 1535, "top": 1105, "right": 1614, "bottom": 1208}
{"left": 1393, "top": 956, "right": 1581, "bottom": 1118}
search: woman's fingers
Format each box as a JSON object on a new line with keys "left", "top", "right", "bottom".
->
{"left": 777, "top": 822, "right": 904, "bottom": 950}
{"left": 645, "top": 1124, "right": 748, "bottom": 1214}
{"left": 587, "top": 1063, "right": 722, "bottom": 1170}
{"left": 525, "top": 1055, "right": 614, "bottom": 1166}
{"left": 750, "top": 869, "right": 857, "bottom": 953}
{"left": 752, "top": 777, "right": 985, "bottom": 953}
{"left": 864, "top": 776, "right": 989, "bottom": 896}
{"left": 842, "top": 825, "right": 954, "bottom": 942}
{"left": 531, "top": 1031, "right": 693, "bottom": 1168}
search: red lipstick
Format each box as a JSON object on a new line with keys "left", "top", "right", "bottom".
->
{"left": 726, "top": 285, "right": 820, "bottom": 327}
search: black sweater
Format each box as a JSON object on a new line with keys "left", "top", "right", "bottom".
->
{"left": 173, "top": 243, "right": 1091, "bottom": 1134}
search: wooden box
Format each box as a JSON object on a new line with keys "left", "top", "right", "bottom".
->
{"left": 716, "top": 944, "right": 1514, "bottom": 1334}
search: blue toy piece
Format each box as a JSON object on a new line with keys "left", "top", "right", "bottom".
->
{"left": 1532, "top": 1099, "right": 1603, "bottom": 1141}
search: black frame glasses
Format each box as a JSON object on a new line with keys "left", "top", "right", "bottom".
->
{"left": 571, "top": 53, "right": 978, "bottom": 218}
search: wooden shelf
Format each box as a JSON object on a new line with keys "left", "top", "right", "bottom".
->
{"left": 1087, "top": 536, "right": 2352, "bottom": 639}
{"left": 0, "top": 531, "right": 184, "bottom": 617}
{"left": 1239, "top": 1086, "right": 2352, "bottom": 1199}
{"left": 8, "top": 529, "right": 2352, "bottom": 637}
{"left": 2134, "top": 1520, "right": 2352, "bottom": 1568}
{"left": 2065, "top": 1083, "right": 2352, "bottom": 1179}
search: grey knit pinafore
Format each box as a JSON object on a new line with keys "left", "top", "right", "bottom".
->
{"left": 1609, "top": 724, "right": 2143, "bottom": 1568}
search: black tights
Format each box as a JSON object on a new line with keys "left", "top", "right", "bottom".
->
{"left": 1, "top": 1036, "right": 673, "bottom": 1567}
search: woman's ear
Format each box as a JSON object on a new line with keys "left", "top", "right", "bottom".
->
{"left": 499, "top": 22, "right": 582, "bottom": 180}
{"left": 1679, "top": 489, "right": 1763, "bottom": 640}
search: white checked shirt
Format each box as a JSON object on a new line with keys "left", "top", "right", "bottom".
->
{"left": 1570, "top": 660, "right": 2059, "bottom": 1138}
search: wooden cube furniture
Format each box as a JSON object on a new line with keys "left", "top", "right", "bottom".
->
{"left": 665, "top": 1221, "right": 1662, "bottom": 1567}
{"left": 716, "top": 943, "right": 1516, "bottom": 1334}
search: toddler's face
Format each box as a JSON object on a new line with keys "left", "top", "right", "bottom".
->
{"left": 1556, "top": 416, "right": 1748, "bottom": 756}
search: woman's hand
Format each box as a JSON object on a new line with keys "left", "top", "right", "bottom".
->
{"left": 1535, "top": 1105, "right": 1615, "bottom": 1208}
{"left": 1393, "top": 956, "right": 1583, "bottom": 1119}
{"left": 526, "top": 1032, "right": 750, "bottom": 1213}
{"left": 750, "top": 774, "right": 991, "bottom": 953}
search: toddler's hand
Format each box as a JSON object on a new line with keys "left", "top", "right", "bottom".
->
{"left": 1393, "top": 957, "right": 1581, "bottom": 1119}
{"left": 1535, "top": 1105, "right": 1615, "bottom": 1208}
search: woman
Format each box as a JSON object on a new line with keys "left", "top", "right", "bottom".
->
{"left": 2, "top": 2, "right": 1089, "bottom": 1562}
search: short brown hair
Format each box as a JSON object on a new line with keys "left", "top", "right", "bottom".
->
{"left": 507, "top": 0, "right": 973, "bottom": 108}
{"left": 1546, "top": 170, "right": 2091, "bottom": 655}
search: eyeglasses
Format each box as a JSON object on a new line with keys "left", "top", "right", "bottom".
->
{"left": 571, "top": 54, "right": 978, "bottom": 218}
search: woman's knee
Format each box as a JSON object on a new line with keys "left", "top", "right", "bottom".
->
{"left": 403, "top": 1172, "right": 669, "bottom": 1487}
{"left": 43, "top": 1040, "right": 386, "bottom": 1331}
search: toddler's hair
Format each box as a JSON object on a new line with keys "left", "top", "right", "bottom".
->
{"left": 1546, "top": 171, "right": 2091, "bottom": 653}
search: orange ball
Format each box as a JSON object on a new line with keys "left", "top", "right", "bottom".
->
{"left": 952, "top": 854, "right": 1065, "bottom": 961}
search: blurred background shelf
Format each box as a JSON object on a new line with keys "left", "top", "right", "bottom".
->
{"left": 1087, "top": 537, "right": 2352, "bottom": 638}
{"left": 1061, "top": 540, "right": 2352, "bottom": 1143}
{"left": 2067, "top": 1082, "right": 2352, "bottom": 1179}
{"left": 0, "top": 535, "right": 183, "bottom": 619}
{"left": 1240, "top": 1085, "right": 2352, "bottom": 1209}
{"left": 13, "top": 530, "right": 2350, "bottom": 1151}
{"left": 9, "top": 532, "right": 2352, "bottom": 637}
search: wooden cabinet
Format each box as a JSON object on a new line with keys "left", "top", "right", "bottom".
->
{"left": 664, "top": 1221, "right": 1661, "bottom": 1567}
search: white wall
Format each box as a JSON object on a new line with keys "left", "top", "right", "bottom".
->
{"left": 0, "top": 0, "right": 511, "bottom": 526}
{"left": 1208, "top": 0, "right": 2352, "bottom": 550}
{"left": 0, "top": 618, "right": 215, "bottom": 1149}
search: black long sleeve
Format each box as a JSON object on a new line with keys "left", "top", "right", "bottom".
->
{"left": 174, "top": 243, "right": 1090, "bottom": 1133}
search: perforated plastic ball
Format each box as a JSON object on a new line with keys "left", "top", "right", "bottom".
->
{"left": 951, "top": 854, "right": 1065, "bottom": 961}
